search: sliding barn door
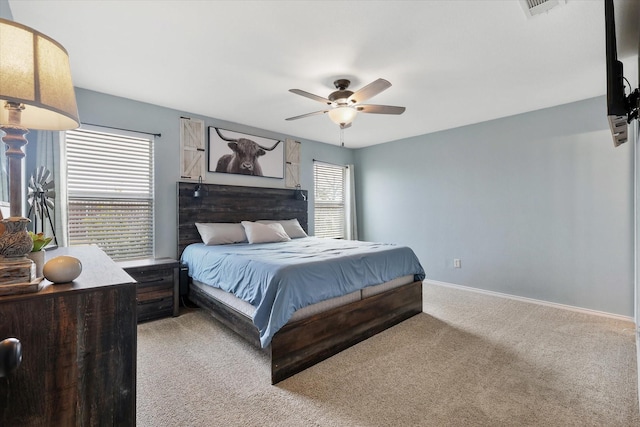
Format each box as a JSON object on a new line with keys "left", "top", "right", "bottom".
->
{"left": 285, "top": 139, "right": 301, "bottom": 188}
{"left": 180, "top": 118, "right": 205, "bottom": 181}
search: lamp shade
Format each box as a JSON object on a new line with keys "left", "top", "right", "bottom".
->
{"left": 0, "top": 18, "right": 79, "bottom": 130}
{"left": 327, "top": 106, "right": 357, "bottom": 126}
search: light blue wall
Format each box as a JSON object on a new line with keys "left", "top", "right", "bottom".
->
{"left": 20, "top": 86, "right": 635, "bottom": 317}
{"left": 354, "top": 96, "right": 635, "bottom": 317}
{"left": 0, "top": 0, "right": 12, "bottom": 19}
{"left": 27, "top": 88, "right": 354, "bottom": 259}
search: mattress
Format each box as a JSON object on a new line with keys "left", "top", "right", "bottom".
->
{"left": 182, "top": 237, "right": 425, "bottom": 347}
{"left": 191, "top": 274, "right": 414, "bottom": 322}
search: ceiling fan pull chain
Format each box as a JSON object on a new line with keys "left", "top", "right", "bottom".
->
{"left": 340, "top": 126, "right": 344, "bottom": 147}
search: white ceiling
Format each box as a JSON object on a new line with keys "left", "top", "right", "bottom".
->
{"left": 7, "top": 0, "right": 640, "bottom": 148}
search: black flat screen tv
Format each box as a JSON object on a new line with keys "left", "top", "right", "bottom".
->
{"left": 605, "top": 0, "right": 639, "bottom": 147}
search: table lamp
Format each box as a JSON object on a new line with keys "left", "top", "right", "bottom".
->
{"left": 0, "top": 18, "right": 79, "bottom": 294}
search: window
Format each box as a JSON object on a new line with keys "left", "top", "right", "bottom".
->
{"left": 65, "top": 127, "right": 154, "bottom": 260}
{"left": 314, "top": 161, "right": 346, "bottom": 238}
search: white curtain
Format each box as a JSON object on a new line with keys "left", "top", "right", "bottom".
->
{"left": 345, "top": 164, "right": 358, "bottom": 240}
{"left": 34, "top": 130, "right": 68, "bottom": 246}
{"left": 0, "top": 133, "right": 7, "bottom": 207}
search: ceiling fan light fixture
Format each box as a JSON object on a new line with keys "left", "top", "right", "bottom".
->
{"left": 328, "top": 106, "right": 357, "bottom": 126}
{"left": 287, "top": 78, "right": 404, "bottom": 128}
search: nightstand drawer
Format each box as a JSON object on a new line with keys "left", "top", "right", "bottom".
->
{"left": 117, "top": 257, "right": 180, "bottom": 323}
{"left": 137, "top": 280, "right": 173, "bottom": 303}
{"left": 128, "top": 267, "right": 173, "bottom": 283}
{"left": 137, "top": 296, "right": 174, "bottom": 322}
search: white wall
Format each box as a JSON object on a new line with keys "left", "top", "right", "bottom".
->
{"left": 636, "top": 119, "right": 639, "bottom": 325}
{"left": 355, "top": 96, "right": 635, "bottom": 317}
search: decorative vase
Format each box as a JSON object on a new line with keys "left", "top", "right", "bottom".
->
{"left": 26, "top": 250, "right": 45, "bottom": 278}
{"left": 0, "top": 217, "right": 33, "bottom": 258}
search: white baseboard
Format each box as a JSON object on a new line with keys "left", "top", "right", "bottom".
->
{"left": 424, "top": 279, "right": 636, "bottom": 323}
{"left": 637, "top": 330, "right": 640, "bottom": 410}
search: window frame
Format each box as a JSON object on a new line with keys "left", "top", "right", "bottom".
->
{"left": 65, "top": 125, "right": 155, "bottom": 260}
{"left": 313, "top": 161, "right": 347, "bottom": 239}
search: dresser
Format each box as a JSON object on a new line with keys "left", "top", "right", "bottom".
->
{"left": 0, "top": 245, "right": 137, "bottom": 426}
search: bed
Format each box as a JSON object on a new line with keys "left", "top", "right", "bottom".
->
{"left": 177, "top": 182, "right": 425, "bottom": 383}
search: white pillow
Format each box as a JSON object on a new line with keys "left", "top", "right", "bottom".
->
{"left": 256, "top": 218, "right": 308, "bottom": 239}
{"left": 195, "top": 222, "right": 247, "bottom": 245}
{"left": 241, "top": 221, "right": 291, "bottom": 244}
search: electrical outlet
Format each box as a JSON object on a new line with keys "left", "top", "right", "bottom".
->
{"left": 454, "top": 258, "right": 461, "bottom": 268}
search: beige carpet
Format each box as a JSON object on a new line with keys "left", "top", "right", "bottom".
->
{"left": 137, "top": 284, "right": 639, "bottom": 426}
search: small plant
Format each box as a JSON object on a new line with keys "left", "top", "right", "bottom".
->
{"left": 29, "top": 232, "right": 52, "bottom": 252}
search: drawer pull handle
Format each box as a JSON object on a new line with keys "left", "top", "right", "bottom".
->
{"left": 0, "top": 338, "right": 22, "bottom": 378}
{"left": 138, "top": 297, "right": 166, "bottom": 305}
{"left": 137, "top": 277, "right": 165, "bottom": 284}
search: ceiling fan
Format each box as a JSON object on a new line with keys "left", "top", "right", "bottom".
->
{"left": 285, "top": 78, "right": 406, "bottom": 129}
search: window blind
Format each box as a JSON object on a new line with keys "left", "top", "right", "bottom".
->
{"left": 66, "top": 128, "right": 154, "bottom": 260}
{"left": 314, "top": 162, "right": 345, "bottom": 239}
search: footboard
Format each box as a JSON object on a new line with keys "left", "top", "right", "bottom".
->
{"left": 270, "top": 280, "right": 423, "bottom": 383}
{"left": 190, "top": 280, "right": 423, "bottom": 384}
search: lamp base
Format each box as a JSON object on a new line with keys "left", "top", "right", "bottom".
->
{"left": 0, "top": 254, "right": 41, "bottom": 296}
{"left": 0, "top": 257, "right": 34, "bottom": 284}
{"left": 0, "top": 217, "right": 33, "bottom": 257}
{"left": 0, "top": 216, "right": 38, "bottom": 294}
{"left": 0, "top": 274, "right": 44, "bottom": 296}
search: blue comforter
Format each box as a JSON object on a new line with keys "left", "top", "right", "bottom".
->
{"left": 181, "top": 237, "right": 425, "bottom": 347}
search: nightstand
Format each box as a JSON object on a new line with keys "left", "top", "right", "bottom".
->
{"left": 117, "top": 257, "right": 180, "bottom": 322}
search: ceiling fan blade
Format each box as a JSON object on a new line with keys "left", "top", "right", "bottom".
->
{"left": 356, "top": 104, "right": 406, "bottom": 115}
{"left": 285, "top": 110, "right": 328, "bottom": 121}
{"left": 348, "top": 78, "right": 391, "bottom": 104}
{"left": 289, "top": 89, "right": 331, "bottom": 105}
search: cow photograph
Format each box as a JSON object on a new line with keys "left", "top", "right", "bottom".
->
{"left": 208, "top": 127, "right": 284, "bottom": 179}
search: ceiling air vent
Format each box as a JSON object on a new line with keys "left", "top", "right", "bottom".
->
{"left": 520, "top": 0, "right": 565, "bottom": 18}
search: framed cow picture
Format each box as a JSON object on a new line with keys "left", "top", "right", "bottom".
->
{"left": 208, "top": 127, "right": 284, "bottom": 179}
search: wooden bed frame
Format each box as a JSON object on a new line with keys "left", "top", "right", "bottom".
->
{"left": 177, "top": 182, "right": 423, "bottom": 383}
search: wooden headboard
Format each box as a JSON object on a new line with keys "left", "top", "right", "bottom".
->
{"left": 176, "top": 182, "right": 308, "bottom": 258}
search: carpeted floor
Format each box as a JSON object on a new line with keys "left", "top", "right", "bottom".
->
{"left": 137, "top": 284, "right": 639, "bottom": 426}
